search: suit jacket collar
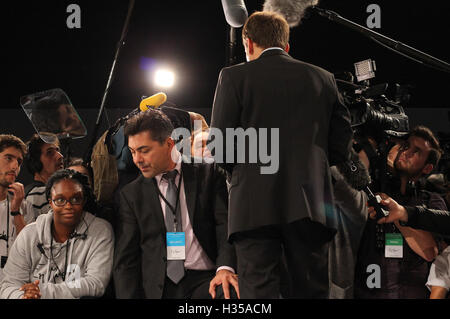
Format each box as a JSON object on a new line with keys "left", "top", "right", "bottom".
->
{"left": 140, "top": 175, "right": 167, "bottom": 232}
{"left": 258, "top": 48, "right": 290, "bottom": 60}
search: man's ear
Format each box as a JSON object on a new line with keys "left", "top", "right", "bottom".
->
{"left": 247, "top": 38, "right": 254, "bottom": 55}
{"left": 422, "top": 163, "right": 433, "bottom": 175}
{"left": 284, "top": 43, "right": 290, "bottom": 53}
{"left": 166, "top": 137, "right": 175, "bottom": 149}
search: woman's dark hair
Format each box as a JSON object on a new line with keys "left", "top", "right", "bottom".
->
{"left": 45, "top": 169, "right": 99, "bottom": 213}
{"left": 66, "top": 157, "right": 93, "bottom": 187}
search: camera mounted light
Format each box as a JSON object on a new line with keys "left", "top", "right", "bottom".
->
{"left": 354, "top": 59, "right": 377, "bottom": 82}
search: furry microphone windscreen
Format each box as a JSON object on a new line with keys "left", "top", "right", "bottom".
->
{"left": 263, "top": 0, "right": 319, "bottom": 27}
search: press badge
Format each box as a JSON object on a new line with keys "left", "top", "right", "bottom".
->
{"left": 385, "top": 233, "right": 403, "bottom": 258}
{"left": 166, "top": 232, "right": 186, "bottom": 260}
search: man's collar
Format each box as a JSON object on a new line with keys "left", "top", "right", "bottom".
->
{"left": 155, "top": 150, "right": 182, "bottom": 184}
{"left": 258, "top": 47, "right": 289, "bottom": 59}
{"left": 261, "top": 47, "right": 284, "bottom": 55}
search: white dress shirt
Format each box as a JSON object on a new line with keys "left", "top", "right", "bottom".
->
{"left": 155, "top": 153, "right": 234, "bottom": 273}
{"left": 261, "top": 47, "right": 285, "bottom": 55}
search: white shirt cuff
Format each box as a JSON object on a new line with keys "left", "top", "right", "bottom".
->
{"left": 216, "top": 266, "right": 235, "bottom": 274}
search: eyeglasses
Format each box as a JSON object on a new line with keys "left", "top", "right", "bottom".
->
{"left": 51, "top": 196, "right": 84, "bottom": 207}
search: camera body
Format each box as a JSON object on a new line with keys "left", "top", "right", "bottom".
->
{"left": 335, "top": 60, "right": 411, "bottom": 192}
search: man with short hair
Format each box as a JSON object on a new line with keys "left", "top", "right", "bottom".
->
{"left": 24, "top": 133, "right": 64, "bottom": 216}
{"left": 0, "top": 134, "right": 35, "bottom": 280}
{"left": 354, "top": 125, "right": 448, "bottom": 299}
{"left": 210, "top": 11, "right": 353, "bottom": 298}
{"left": 113, "top": 109, "right": 238, "bottom": 299}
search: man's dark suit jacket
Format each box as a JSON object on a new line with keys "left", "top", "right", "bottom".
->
{"left": 113, "top": 161, "right": 236, "bottom": 298}
{"left": 210, "top": 49, "right": 353, "bottom": 239}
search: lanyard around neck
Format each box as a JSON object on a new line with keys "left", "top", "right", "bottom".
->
{"left": 6, "top": 196, "right": 10, "bottom": 253}
{"left": 50, "top": 221, "right": 70, "bottom": 282}
{"left": 154, "top": 170, "right": 183, "bottom": 232}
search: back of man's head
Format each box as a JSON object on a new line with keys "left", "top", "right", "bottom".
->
{"left": 242, "top": 11, "right": 289, "bottom": 50}
{"left": 25, "top": 134, "right": 48, "bottom": 175}
{"left": 124, "top": 109, "right": 174, "bottom": 144}
{"left": 410, "top": 125, "right": 443, "bottom": 167}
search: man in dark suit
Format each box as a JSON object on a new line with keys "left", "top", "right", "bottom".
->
{"left": 210, "top": 11, "right": 353, "bottom": 298}
{"left": 113, "top": 109, "right": 238, "bottom": 299}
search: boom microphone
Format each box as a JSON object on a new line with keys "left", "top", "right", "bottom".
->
{"left": 335, "top": 148, "right": 371, "bottom": 191}
{"left": 139, "top": 92, "right": 167, "bottom": 112}
{"left": 221, "top": 0, "right": 248, "bottom": 28}
{"left": 263, "top": 0, "right": 318, "bottom": 27}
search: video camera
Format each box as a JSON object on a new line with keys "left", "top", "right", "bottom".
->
{"left": 334, "top": 59, "right": 412, "bottom": 208}
{"left": 335, "top": 59, "right": 410, "bottom": 142}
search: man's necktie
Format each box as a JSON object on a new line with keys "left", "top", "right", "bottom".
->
{"left": 162, "top": 170, "right": 185, "bottom": 284}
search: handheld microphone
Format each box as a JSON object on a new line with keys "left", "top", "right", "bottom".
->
{"left": 139, "top": 92, "right": 167, "bottom": 112}
{"left": 263, "top": 0, "right": 318, "bottom": 27}
{"left": 365, "top": 186, "right": 389, "bottom": 220}
{"left": 221, "top": 0, "right": 248, "bottom": 28}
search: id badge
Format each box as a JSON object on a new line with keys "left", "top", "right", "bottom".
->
{"left": 385, "top": 233, "right": 403, "bottom": 258}
{"left": 166, "top": 232, "right": 186, "bottom": 260}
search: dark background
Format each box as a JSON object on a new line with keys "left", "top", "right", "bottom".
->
{"left": 2, "top": 0, "right": 450, "bottom": 183}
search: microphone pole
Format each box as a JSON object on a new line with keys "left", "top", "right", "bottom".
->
{"left": 83, "top": 0, "right": 136, "bottom": 166}
{"left": 226, "top": 26, "right": 239, "bottom": 67}
{"left": 312, "top": 6, "right": 450, "bottom": 74}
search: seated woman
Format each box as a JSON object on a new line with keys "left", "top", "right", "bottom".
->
{"left": 0, "top": 169, "right": 114, "bottom": 299}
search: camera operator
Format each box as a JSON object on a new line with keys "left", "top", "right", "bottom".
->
{"left": 354, "top": 125, "right": 448, "bottom": 299}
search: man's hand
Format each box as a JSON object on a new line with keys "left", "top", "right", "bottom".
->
{"left": 430, "top": 286, "right": 449, "bottom": 299}
{"left": 209, "top": 269, "right": 240, "bottom": 299}
{"left": 8, "top": 182, "right": 24, "bottom": 212}
{"left": 20, "top": 280, "right": 41, "bottom": 299}
{"left": 368, "top": 193, "right": 408, "bottom": 224}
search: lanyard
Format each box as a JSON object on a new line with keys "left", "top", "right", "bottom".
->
{"left": 4, "top": 196, "right": 15, "bottom": 254}
{"left": 50, "top": 221, "right": 69, "bottom": 282}
{"left": 154, "top": 171, "right": 183, "bottom": 233}
{"left": 6, "top": 197, "right": 9, "bottom": 254}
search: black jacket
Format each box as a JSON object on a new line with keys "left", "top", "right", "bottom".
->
{"left": 113, "top": 161, "right": 235, "bottom": 299}
{"left": 210, "top": 49, "right": 353, "bottom": 237}
{"left": 404, "top": 206, "right": 450, "bottom": 235}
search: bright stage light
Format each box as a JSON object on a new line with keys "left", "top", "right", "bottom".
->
{"left": 154, "top": 69, "right": 175, "bottom": 88}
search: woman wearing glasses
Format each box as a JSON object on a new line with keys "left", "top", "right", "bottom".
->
{"left": 0, "top": 169, "right": 114, "bottom": 299}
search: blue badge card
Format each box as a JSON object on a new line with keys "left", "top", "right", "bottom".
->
{"left": 166, "top": 232, "right": 186, "bottom": 260}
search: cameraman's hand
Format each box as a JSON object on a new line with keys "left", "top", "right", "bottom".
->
{"left": 8, "top": 182, "right": 24, "bottom": 212}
